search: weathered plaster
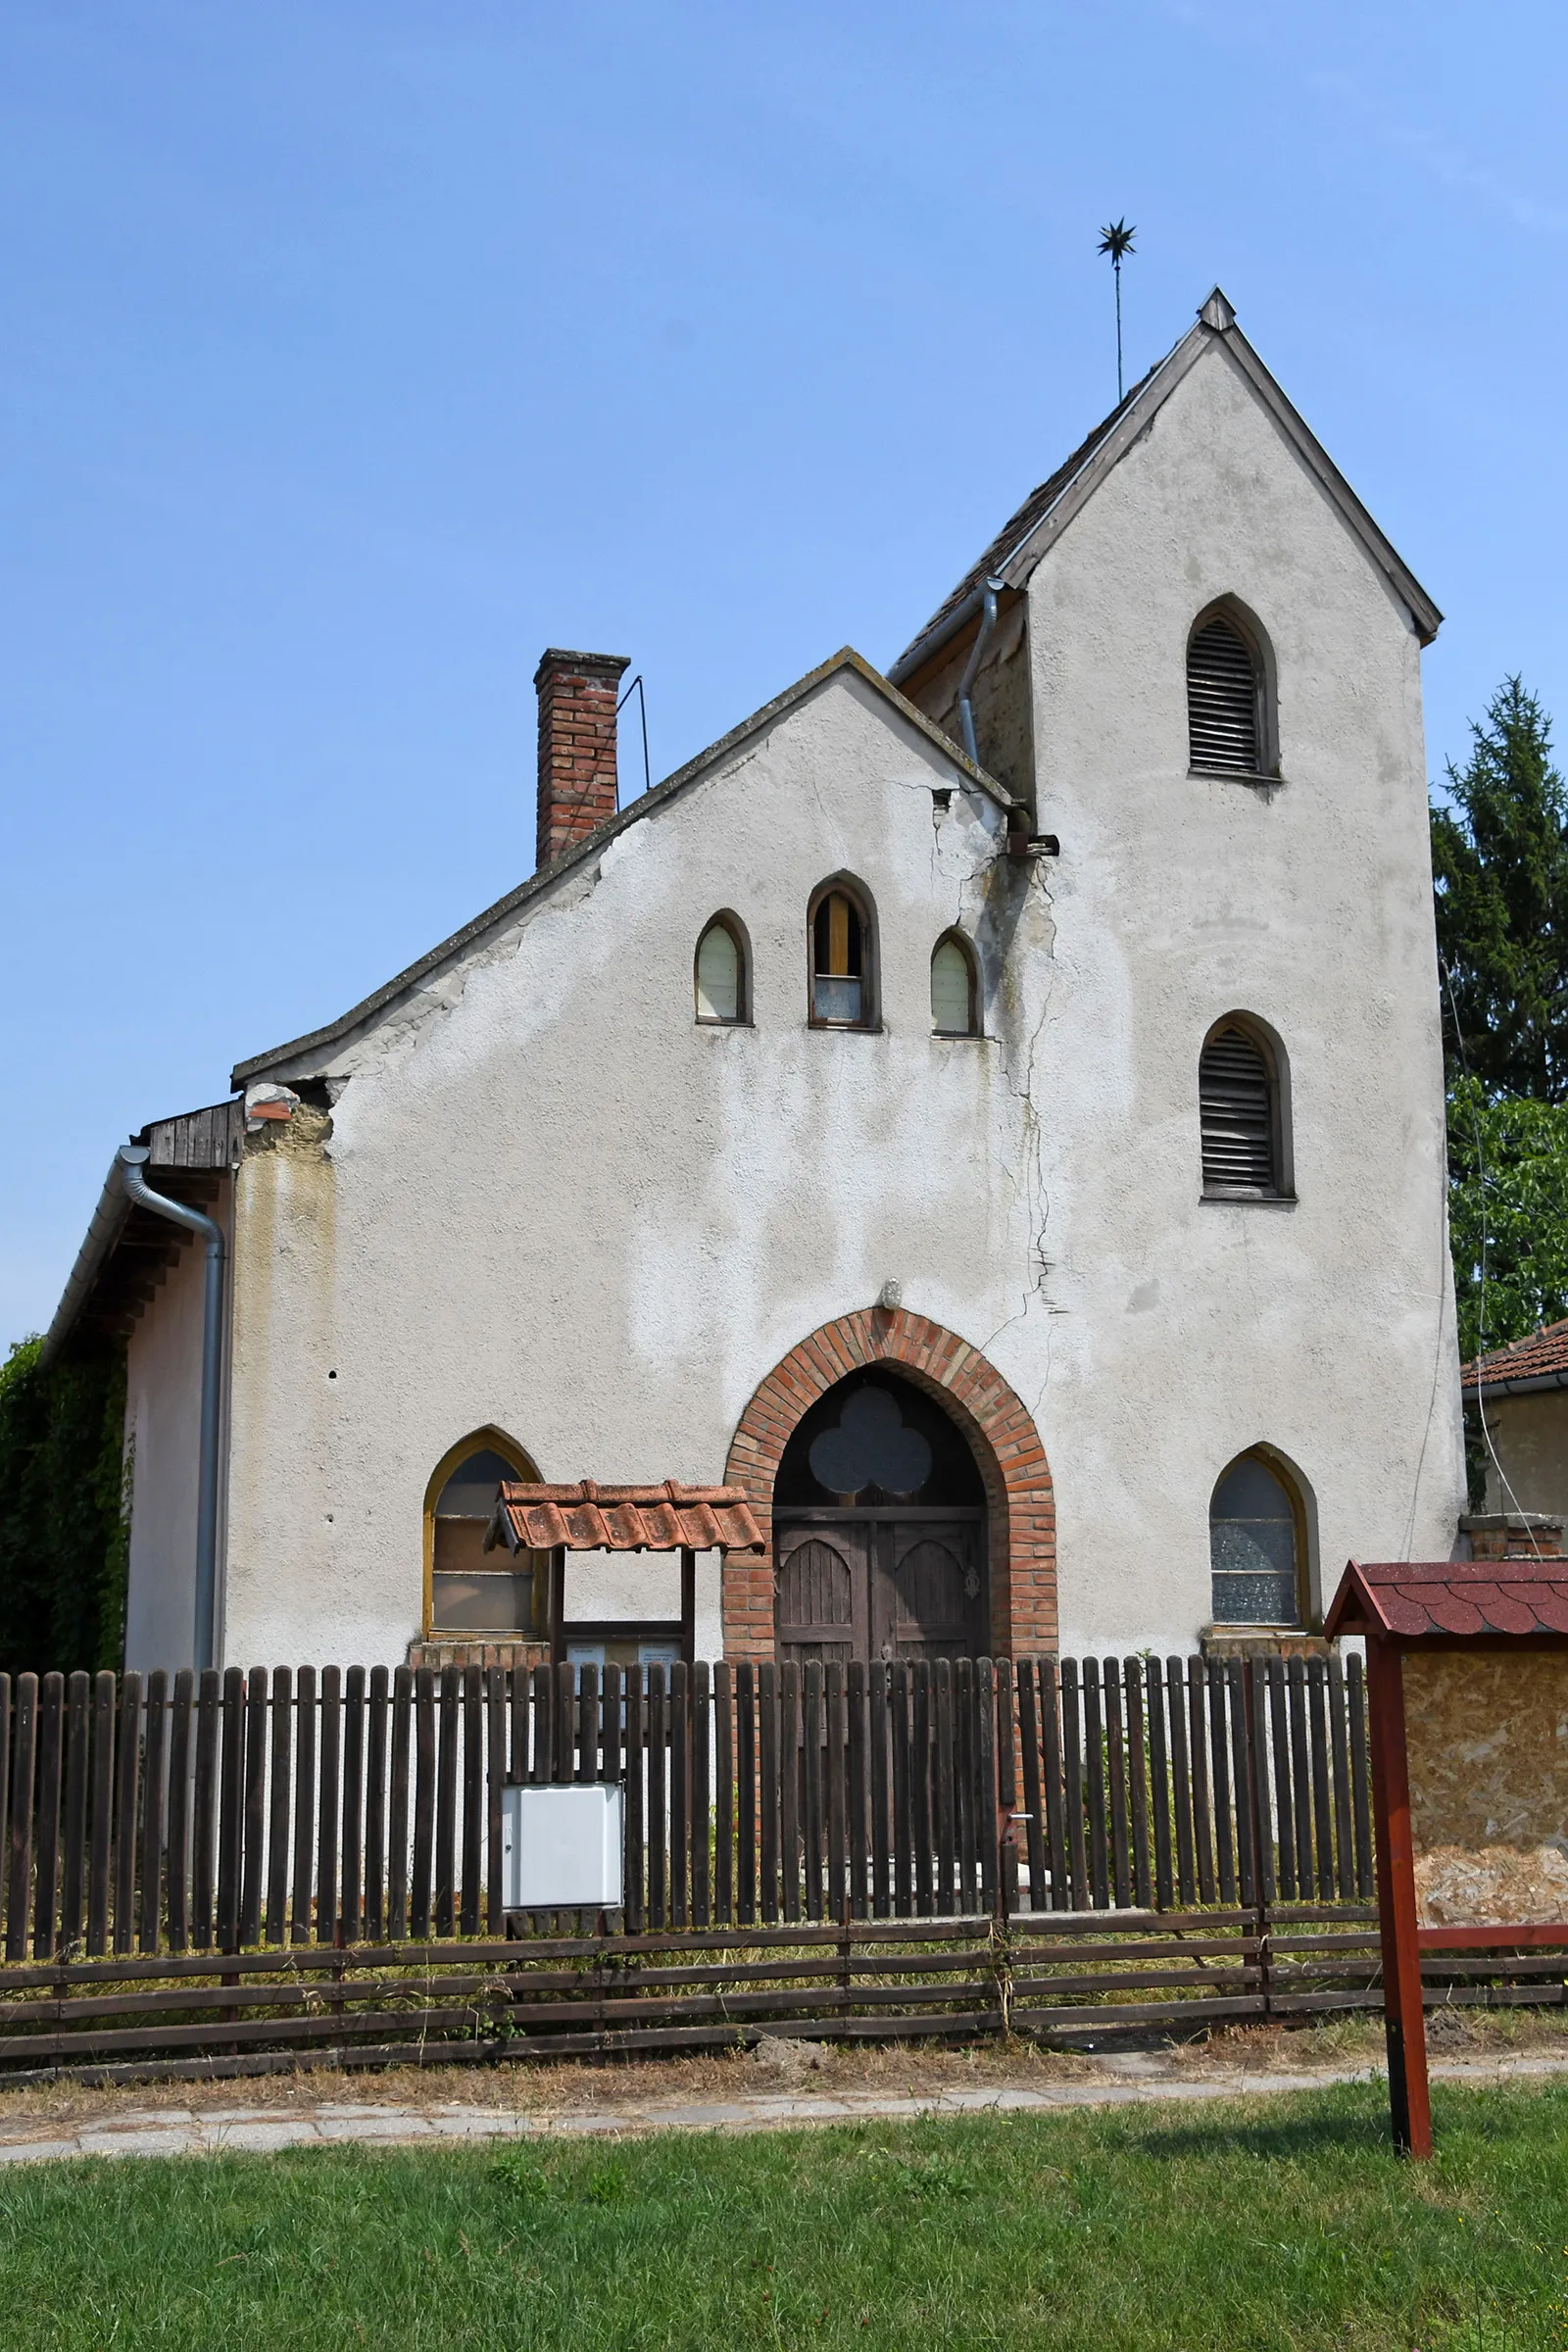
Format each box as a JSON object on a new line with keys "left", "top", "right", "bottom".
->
{"left": 1004, "top": 336, "right": 1462, "bottom": 1648}
{"left": 217, "top": 671, "right": 1030, "bottom": 1664}
{"left": 124, "top": 326, "right": 1462, "bottom": 1670}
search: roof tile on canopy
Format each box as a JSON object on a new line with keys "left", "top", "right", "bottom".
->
{"left": 1325, "top": 1557, "right": 1568, "bottom": 1641}
{"left": 485, "top": 1480, "right": 764, "bottom": 1556}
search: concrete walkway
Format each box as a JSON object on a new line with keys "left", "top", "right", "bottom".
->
{"left": 0, "top": 2053, "right": 1565, "bottom": 2167}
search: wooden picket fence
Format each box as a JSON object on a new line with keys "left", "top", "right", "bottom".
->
{"left": 0, "top": 1653, "right": 1558, "bottom": 2083}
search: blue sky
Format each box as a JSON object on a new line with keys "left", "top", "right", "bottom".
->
{"left": 4, "top": 0, "right": 1566, "bottom": 1346}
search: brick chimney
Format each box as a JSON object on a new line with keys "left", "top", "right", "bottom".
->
{"left": 534, "top": 649, "right": 630, "bottom": 869}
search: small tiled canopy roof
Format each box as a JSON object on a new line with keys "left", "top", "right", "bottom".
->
{"left": 1325, "top": 1558, "right": 1568, "bottom": 1641}
{"left": 1462, "top": 1316, "right": 1568, "bottom": 1395}
{"left": 485, "top": 1480, "right": 764, "bottom": 1556}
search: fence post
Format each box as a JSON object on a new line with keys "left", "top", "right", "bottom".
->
{"left": 62, "top": 1669, "right": 93, "bottom": 1955}
{"left": 625, "top": 1664, "right": 646, "bottom": 1936}
{"left": 484, "top": 1666, "right": 505, "bottom": 1937}
{"left": 1245, "top": 1660, "right": 1274, "bottom": 2014}
{"left": 33, "top": 1672, "right": 65, "bottom": 1961}
{"left": 433, "top": 1666, "right": 459, "bottom": 1937}
{"left": 114, "top": 1670, "right": 144, "bottom": 1957}
{"left": 318, "top": 1665, "right": 344, "bottom": 1945}
{"left": 388, "top": 1663, "right": 413, "bottom": 1942}
{"left": 216, "top": 1666, "right": 244, "bottom": 1955}
{"left": 240, "top": 1666, "right": 268, "bottom": 1949}
{"left": 368, "top": 1664, "right": 391, "bottom": 1941}
{"left": 190, "top": 1669, "right": 219, "bottom": 1950}
{"left": 1123, "top": 1659, "right": 1152, "bottom": 1909}
{"left": 459, "top": 1663, "right": 482, "bottom": 1937}
{"left": 693, "top": 1660, "right": 712, "bottom": 1931}
{"left": 6, "top": 1675, "right": 37, "bottom": 1964}
{"left": 138, "top": 1669, "right": 168, "bottom": 1954}
{"left": 978, "top": 1657, "right": 1001, "bottom": 1920}
{"left": 292, "top": 1665, "right": 318, "bottom": 1946}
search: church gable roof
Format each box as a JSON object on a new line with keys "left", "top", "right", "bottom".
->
{"left": 890, "top": 288, "right": 1442, "bottom": 689}
{"left": 232, "top": 647, "right": 1013, "bottom": 1086}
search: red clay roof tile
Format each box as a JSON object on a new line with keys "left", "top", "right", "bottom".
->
{"left": 1463, "top": 1316, "right": 1568, "bottom": 1392}
{"left": 486, "top": 1480, "right": 764, "bottom": 1556}
{"left": 1327, "top": 1557, "right": 1568, "bottom": 1641}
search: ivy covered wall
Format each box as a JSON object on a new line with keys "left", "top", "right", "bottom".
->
{"left": 0, "top": 1337, "right": 128, "bottom": 1677}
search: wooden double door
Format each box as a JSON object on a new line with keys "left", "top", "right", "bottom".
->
{"left": 773, "top": 1508, "right": 985, "bottom": 1666}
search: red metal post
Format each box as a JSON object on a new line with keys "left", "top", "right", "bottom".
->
{"left": 1366, "top": 1635, "right": 1431, "bottom": 2157}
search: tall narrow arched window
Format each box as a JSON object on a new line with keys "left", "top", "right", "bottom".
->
{"left": 1209, "top": 1451, "right": 1305, "bottom": 1626}
{"left": 426, "top": 1434, "right": 541, "bottom": 1637}
{"left": 809, "top": 881, "right": 875, "bottom": 1028}
{"left": 695, "top": 914, "right": 747, "bottom": 1023}
{"left": 1188, "top": 606, "right": 1269, "bottom": 777}
{"left": 1200, "top": 1016, "right": 1289, "bottom": 1199}
{"left": 930, "top": 933, "right": 979, "bottom": 1036}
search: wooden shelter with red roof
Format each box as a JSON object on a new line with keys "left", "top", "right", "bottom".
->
{"left": 485, "top": 1482, "right": 764, "bottom": 1667}
{"left": 1326, "top": 1556, "right": 1568, "bottom": 2156}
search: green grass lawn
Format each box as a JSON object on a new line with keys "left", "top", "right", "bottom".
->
{"left": 2, "top": 2082, "right": 1566, "bottom": 2349}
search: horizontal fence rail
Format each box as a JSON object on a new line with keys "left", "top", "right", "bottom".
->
{"left": 0, "top": 1655, "right": 1558, "bottom": 2082}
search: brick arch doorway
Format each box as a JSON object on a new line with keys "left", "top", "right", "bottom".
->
{"left": 722, "top": 1310, "right": 1055, "bottom": 1661}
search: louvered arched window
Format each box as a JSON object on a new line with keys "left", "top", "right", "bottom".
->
{"left": 1200, "top": 1017, "right": 1289, "bottom": 1198}
{"left": 1187, "top": 607, "right": 1268, "bottom": 777}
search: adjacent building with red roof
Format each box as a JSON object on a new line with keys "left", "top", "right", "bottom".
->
{"left": 1462, "top": 1320, "right": 1568, "bottom": 1525}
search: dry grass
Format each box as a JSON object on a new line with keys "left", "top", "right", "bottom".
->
{"left": 1, "top": 2005, "right": 1565, "bottom": 2140}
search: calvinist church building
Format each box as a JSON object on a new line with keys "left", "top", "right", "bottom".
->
{"left": 45, "top": 289, "right": 1466, "bottom": 1677}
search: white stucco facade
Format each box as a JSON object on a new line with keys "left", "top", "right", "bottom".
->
{"left": 108, "top": 296, "right": 1464, "bottom": 1671}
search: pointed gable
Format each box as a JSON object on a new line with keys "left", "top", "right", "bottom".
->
{"left": 891, "top": 288, "right": 1441, "bottom": 691}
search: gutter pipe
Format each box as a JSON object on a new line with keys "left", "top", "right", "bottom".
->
{"left": 1465, "top": 1369, "right": 1568, "bottom": 1404}
{"left": 955, "top": 577, "right": 1004, "bottom": 773}
{"left": 889, "top": 580, "right": 990, "bottom": 692}
{"left": 118, "top": 1145, "right": 225, "bottom": 1672}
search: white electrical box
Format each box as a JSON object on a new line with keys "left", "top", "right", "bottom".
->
{"left": 501, "top": 1783, "right": 624, "bottom": 1910}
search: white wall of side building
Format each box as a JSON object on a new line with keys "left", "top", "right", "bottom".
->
{"left": 1483, "top": 1393, "right": 1568, "bottom": 1521}
{"left": 122, "top": 1194, "right": 230, "bottom": 1673}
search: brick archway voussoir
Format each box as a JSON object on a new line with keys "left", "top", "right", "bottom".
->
{"left": 721, "top": 1310, "right": 1055, "bottom": 1663}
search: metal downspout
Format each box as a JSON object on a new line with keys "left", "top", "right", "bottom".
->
{"left": 956, "top": 576, "right": 1004, "bottom": 772}
{"left": 118, "top": 1144, "right": 225, "bottom": 1671}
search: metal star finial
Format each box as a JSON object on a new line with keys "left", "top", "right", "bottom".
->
{"left": 1098, "top": 219, "right": 1137, "bottom": 400}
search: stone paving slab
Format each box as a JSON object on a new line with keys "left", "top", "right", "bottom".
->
{"left": 0, "top": 2055, "right": 1562, "bottom": 2169}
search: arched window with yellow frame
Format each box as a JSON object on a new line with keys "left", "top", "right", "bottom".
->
{"left": 808, "top": 877, "right": 876, "bottom": 1029}
{"left": 424, "top": 1429, "right": 542, "bottom": 1638}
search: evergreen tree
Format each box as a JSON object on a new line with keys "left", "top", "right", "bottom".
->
{"left": 1431, "top": 678, "right": 1568, "bottom": 1506}
{"left": 1432, "top": 677, "right": 1568, "bottom": 1100}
